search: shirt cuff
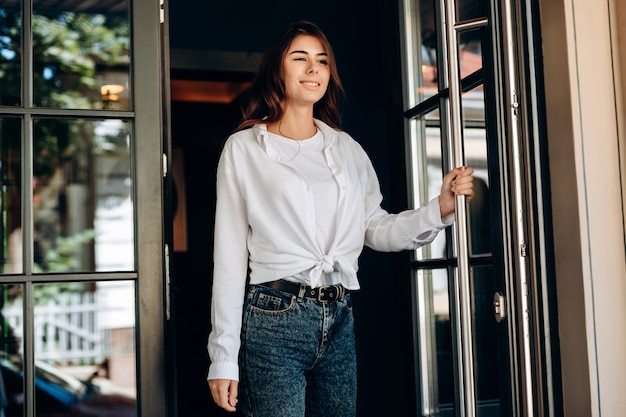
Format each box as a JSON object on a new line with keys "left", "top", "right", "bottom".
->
{"left": 428, "top": 197, "right": 454, "bottom": 226}
{"left": 207, "top": 361, "right": 239, "bottom": 382}
{"left": 442, "top": 210, "right": 455, "bottom": 226}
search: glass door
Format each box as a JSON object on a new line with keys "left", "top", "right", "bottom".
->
{"left": 398, "top": 0, "right": 554, "bottom": 415}
{"left": 0, "top": 0, "right": 166, "bottom": 415}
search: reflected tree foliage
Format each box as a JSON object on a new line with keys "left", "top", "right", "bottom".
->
{"left": 0, "top": 8, "right": 129, "bottom": 108}
{"left": 32, "top": 11, "right": 129, "bottom": 108}
{"left": 0, "top": 7, "right": 21, "bottom": 107}
{"left": 0, "top": 8, "right": 132, "bottom": 275}
{"left": 31, "top": 118, "right": 132, "bottom": 275}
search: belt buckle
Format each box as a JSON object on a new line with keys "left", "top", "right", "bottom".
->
{"left": 318, "top": 285, "right": 342, "bottom": 302}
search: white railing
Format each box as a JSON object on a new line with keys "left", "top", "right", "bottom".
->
{"left": 3, "top": 292, "right": 110, "bottom": 366}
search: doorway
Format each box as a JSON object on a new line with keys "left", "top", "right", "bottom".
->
{"left": 168, "top": 70, "right": 250, "bottom": 417}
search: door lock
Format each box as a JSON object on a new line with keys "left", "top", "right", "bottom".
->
{"left": 493, "top": 291, "right": 505, "bottom": 323}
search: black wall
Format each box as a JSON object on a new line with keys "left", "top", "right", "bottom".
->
{"left": 168, "top": 1, "right": 418, "bottom": 416}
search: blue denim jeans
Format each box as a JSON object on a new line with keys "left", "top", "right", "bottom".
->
{"left": 238, "top": 284, "right": 357, "bottom": 417}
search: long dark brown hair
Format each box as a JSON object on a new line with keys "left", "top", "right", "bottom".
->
{"left": 234, "top": 21, "right": 345, "bottom": 132}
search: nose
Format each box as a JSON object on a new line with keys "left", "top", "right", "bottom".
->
{"left": 307, "top": 63, "right": 318, "bottom": 74}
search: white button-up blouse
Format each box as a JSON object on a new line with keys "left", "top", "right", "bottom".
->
{"left": 207, "top": 119, "right": 454, "bottom": 381}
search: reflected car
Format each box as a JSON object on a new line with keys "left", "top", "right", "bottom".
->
{"left": 0, "top": 354, "right": 135, "bottom": 417}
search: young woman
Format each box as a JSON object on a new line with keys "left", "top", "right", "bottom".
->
{"left": 207, "top": 21, "right": 475, "bottom": 417}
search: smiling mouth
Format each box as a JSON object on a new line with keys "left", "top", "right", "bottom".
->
{"left": 301, "top": 81, "right": 320, "bottom": 87}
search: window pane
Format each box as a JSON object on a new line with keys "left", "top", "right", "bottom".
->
{"left": 33, "top": 118, "right": 134, "bottom": 273}
{"left": 471, "top": 266, "right": 500, "bottom": 407}
{"left": 415, "top": 266, "right": 501, "bottom": 414}
{"left": 0, "top": 284, "right": 24, "bottom": 417}
{"left": 461, "top": 85, "right": 491, "bottom": 256}
{"left": 0, "top": 3, "right": 21, "bottom": 107}
{"left": 403, "top": 0, "right": 439, "bottom": 107}
{"left": 456, "top": 0, "right": 486, "bottom": 22}
{"left": 29, "top": 281, "right": 136, "bottom": 417}
{"left": 32, "top": 3, "right": 130, "bottom": 109}
{"left": 414, "top": 268, "right": 454, "bottom": 413}
{"left": 0, "top": 117, "right": 22, "bottom": 274}
{"left": 459, "top": 28, "right": 482, "bottom": 79}
{"left": 408, "top": 110, "right": 449, "bottom": 261}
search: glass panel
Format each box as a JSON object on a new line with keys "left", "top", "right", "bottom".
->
{"left": 33, "top": 118, "right": 134, "bottom": 273}
{"left": 415, "top": 268, "right": 454, "bottom": 415}
{"left": 27, "top": 281, "right": 136, "bottom": 417}
{"left": 471, "top": 266, "right": 500, "bottom": 413}
{"left": 403, "top": 0, "right": 439, "bottom": 107}
{"left": 459, "top": 29, "right": 482, "bottom": 79}
{"left": 0, "top": 117, "right": 22, "bottom": 274}
{"left": 0, "top": 284, "right": 24, "bottom": 417}
{"left": 456, "top": 0, "right": 485, "bottom": 22}
{"left": 0, "top": 2, "right": 21, "bottom": 107}
{"left": 416, "top": 266, "right": 501, "bottom": 416}
{"left": 461, "top": 85, "right": 491, "bottom": 256}
{"left": 32, "top": 2, "right": 130, "bottom": 109}
{"left": 408, "top": 109, "right": 449, "bottom": 261}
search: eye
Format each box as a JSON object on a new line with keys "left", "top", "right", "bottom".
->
{"left": 318, "top": 59, "right": 328, "bottom": 65}
{"left": 293, "top": 57, "right": 306, "bottom": 61}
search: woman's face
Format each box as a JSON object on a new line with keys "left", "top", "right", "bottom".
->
{"left": 281, "top": 34, "right": 331, "bottom": 107}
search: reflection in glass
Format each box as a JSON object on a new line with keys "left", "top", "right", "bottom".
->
{"left": 0, "top": 3, "right": 21, "bottom": 107}
{"left": 32, "top": 2, "right": 130, "bottom": 109}
{"left": 403, "top": 0, "right": 439, "bottom": 107}
{"left": 417, "top": 266, "right": 501, "bottom": 414}
{"left": 409, "top": 109, "right": 449, "bottom": 261}
{"left": 415, "top": 268, "right": 453, "bottom": 414}
{"left": 24, "top": 281, "right": 136, "bottom": 417}
{"left": 460, "top": 84, "right": 491, "bottom": 256}
{"left": 456, "top": 0, "right": 485, "bottom": 22}
{"left": 0, "top": 118, "right": 22, "bottom": 274}
{"left": 0, "top": 284, "right": 24, "bottom": 417}
{"left": 470, "top": 266, "right": 500, "bottom": 407}
{"left": 33, "top": 119, "right": 134, "bottom": 273}
{"left": 459, "top": 29, "right": 483, "bottom": 80}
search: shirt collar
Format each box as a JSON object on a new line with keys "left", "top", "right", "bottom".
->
{"left": 253, "top": 118, "right": 338, "bottom": 153}
{"left": 312, "top": 119, "right": 339, "bottom": 149}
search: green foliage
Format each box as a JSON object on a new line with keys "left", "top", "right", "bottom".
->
{"left": 0, "top": 8, "right": 130, "bottom": 108}
{"left": 0, "top": 8, "right": 132, "bottom": 283}
{"left": 33, "top": 229, "right": 97, "bottom": 274}
{"left": 0, "top": 7, "right": 21, "bottom": 106}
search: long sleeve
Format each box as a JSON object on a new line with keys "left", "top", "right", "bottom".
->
{"left": 359, "top": 149, "right": 453, "bottom": 252}
{"left": 207, "top": 141, "right": 250, "bottom": 381}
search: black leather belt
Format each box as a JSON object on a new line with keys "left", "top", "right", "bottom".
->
{"left": 261, "top": 280, "right": 348, "bottom": 302}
